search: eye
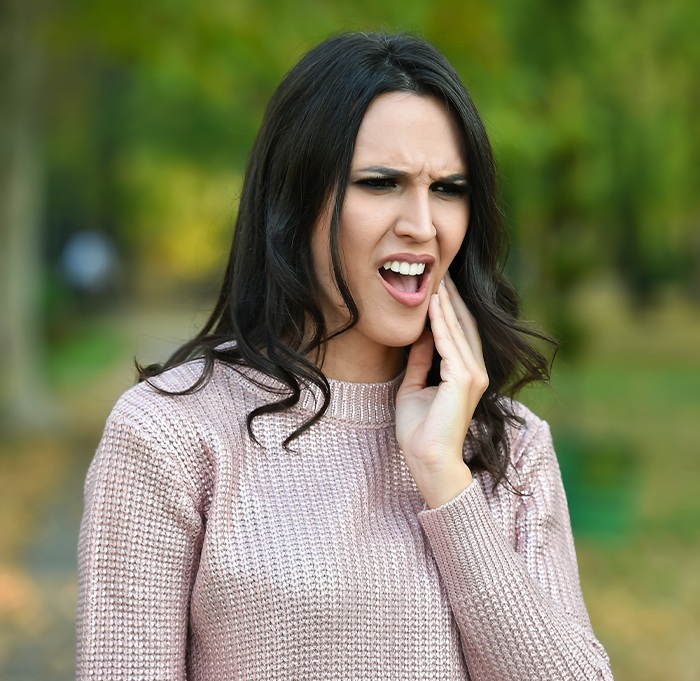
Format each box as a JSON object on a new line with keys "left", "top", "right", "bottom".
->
{"left": 354, "top": 176, "right": 398, "bottom": 190}
{"left": 432, "top": 182, "right": 470, "bottom": 197}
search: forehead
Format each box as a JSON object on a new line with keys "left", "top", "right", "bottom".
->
{"left": 352, "top": 92, "right": 466, "bottom": 171}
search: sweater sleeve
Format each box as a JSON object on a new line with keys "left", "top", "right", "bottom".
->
{"left": 418, "top": 418, "right": 613, "bottom": 680}
{"left": 77, "top": 406, "right": 204, "bottom": 680}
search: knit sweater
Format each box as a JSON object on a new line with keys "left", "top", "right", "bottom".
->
{"left": 77, "top": 359, "right": 613, "bottom": 680}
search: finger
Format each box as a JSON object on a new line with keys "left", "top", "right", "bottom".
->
{"left": 399, "top": 326, "right": 434, "bottom": 394}
{"left": 436, "top": 281, "right": 484, "bottom": 375}
{"left": 429, "top": 288, "right": 475, "bottom": 375}
{"left": 431, "top": 286, "right": 489, "bottom": 395}
{"left": 444, "top": 273, "right": 486, "bottom": 370}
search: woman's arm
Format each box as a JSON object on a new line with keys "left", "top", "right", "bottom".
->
{"left": 397, "top": 274, "right": 612, "bottom": 678}
{"left": 418, "top": 418, "right": 613, "bottom": 680}
{"left": 77, "top": 405, "right": 203, "bottom": 680}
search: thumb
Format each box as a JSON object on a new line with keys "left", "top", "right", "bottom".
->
{"left": 400, "top": 328, "right": 435, "bottom": 394}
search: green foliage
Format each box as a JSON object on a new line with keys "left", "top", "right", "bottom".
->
{"left": 39, "top": 0, "right": 700, "bottom": 320}
{"left": 45, "top": 321, "right": 126, "bottom": 388}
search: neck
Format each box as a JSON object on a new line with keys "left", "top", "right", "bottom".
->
{"left": 317, "top": 337, "right": 405, "bottom": 383}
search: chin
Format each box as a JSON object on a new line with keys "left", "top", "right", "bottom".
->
{"left": 374, "top": 320, "right": 427, "bottom": 349}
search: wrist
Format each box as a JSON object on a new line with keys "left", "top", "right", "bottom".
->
{"left": 409, "top": 461, "right": 473, "bottom": 509}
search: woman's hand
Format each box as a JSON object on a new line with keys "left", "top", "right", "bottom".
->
{"left": 396, "top": 273, "right": 489, "bottom": 508}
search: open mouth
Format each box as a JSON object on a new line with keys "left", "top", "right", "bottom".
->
{"left": 379, "top": 260, "right": 427, "bottom": 293}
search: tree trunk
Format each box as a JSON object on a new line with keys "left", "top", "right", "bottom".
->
{"left": 0, "top": 0, "right": 52, "bottom": 430}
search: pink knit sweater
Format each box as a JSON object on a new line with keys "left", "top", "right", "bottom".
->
{"left": 77, "top": 360, "right": 613, "bottom": 680}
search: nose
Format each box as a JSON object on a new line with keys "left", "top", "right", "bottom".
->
{"left": 393, "top": 188, "right": 436, "bottom": 242}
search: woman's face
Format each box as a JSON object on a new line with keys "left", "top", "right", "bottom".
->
{"left": 312, "top": 91, "right": 469, "bottom": 376}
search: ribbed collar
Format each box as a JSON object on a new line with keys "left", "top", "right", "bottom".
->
{"left": 233, "top": 365, "right": 402, "bottom": 426}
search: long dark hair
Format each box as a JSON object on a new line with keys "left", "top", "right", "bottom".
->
{"left": 139, "top": 31, "right": 555, "bottom": 486}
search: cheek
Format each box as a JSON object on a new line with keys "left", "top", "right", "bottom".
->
{"left": 311, "top": 218, "right": 339, "bottom": 308}
{"left": 441, "top": 211, "right": 469, "bottom": 264}
{"left": 337, "top": 206, "right": 382, "bottom": 279}
{"left": 339, "top": 198, "right": 379, "bottom": 248}
{"left": 311, "top": 232, "right": 329, "bottom": 283}
{"left": 450, "top": 223, "right": 468, "bottom": 255}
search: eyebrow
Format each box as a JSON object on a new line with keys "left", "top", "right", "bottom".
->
{"left": 355, "top": 165, "right": 469, "bottom": 183}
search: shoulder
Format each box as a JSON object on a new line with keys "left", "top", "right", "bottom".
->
{"left": 502, "top": 399, "right": 555, "bottom": 474}
{"left": 110, "top": 360, "right": 246, "bottom": 437}
{"left": 102, "top": 359, "right": 259, "bottom": 471}
{"left": 93, "top": 360, "right": 256, "bottom": 509}
{"left": 506, "top": 399, "right": 547, "bottom": 437}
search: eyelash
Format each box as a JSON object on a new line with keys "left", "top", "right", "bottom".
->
{"left": 356, "top": 176, "right": 396, "bottom": 190}
{"left": 435, "top": 183, "right": 470, "bottom": 197}
{"left": 355, "top": 176, "right": 469, "bottom": 197}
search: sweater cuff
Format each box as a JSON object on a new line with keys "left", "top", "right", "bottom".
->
{"left": 417, "top": 478, "right": 509, "bottom": 582}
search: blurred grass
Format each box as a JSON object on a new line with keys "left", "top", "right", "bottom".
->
{"left": 1, "top": 286, "right": 699, "bottom": 679}
{"left": 521, "top": 285, "right": 700, "bottom": 681}
{"left": 45, "top": 323, "right": 128, "bottom": 389}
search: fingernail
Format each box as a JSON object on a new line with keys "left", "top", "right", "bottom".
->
{"left": 440, "top": 278, "right": 446, "bottom": 288}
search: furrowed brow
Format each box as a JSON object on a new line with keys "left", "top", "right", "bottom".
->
{"left": 440, "top": 173, "right": 469, "bottom": 183}
{"left": 355, "top": 165, "right": 408, "bottom": 178}
{"left": 356, "top": 166, "right": 468, "bottom": 183}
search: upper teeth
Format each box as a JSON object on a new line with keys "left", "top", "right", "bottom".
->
{"left": 382, "top": 261, "right": 426, "bottom": 276}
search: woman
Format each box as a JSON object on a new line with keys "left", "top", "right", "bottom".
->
{"left": 77, "top": 32, "right": 614, "bottom": 679}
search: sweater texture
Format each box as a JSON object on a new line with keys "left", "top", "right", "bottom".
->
{"left": 77, "top": 360, "right": 613, "bottom": 680}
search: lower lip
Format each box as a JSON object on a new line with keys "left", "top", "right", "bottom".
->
{"left": 377, "top": 270, "right": 431, "bottom": 307}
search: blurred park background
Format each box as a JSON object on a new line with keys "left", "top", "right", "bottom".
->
{"left": 1, "top": 0, "right": 699, "bottom": 678}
